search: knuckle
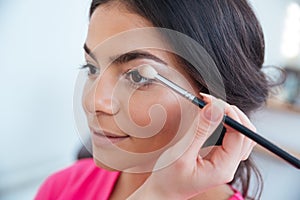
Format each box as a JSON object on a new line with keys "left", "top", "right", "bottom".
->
{"left": 225, "top": 173, "right": 235, "bottom": 183}
{"left": 173, "top": 158, "right": 189, "bottom": 171}
{"left": 231, "top": 105, "right": 239, "bottom": 110}
{"left": 221, "top": 170, "right": 235, "bottom": 183}
{"left": 242, "top": 152, "right": 250, "bottom": 161}
{"left": 195, "top": 126, "right": 209, "bottom": 137}
{"left": 215, "top": 165, "right": 236, "bottom": 183}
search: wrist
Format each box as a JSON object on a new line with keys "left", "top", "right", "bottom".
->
{"left": 127, "top": 178, "right": 181, "bottom": 200}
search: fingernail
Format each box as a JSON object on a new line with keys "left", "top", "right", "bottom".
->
{"left": 199, "top": 92, "right": 209, "bottom": 98}
{"left": 199, "top": 92, "right": 210, "bottom": 103}
{"left": 204, "top": 103, "right": 223, "bottom": 122}
{"left": 198, "top": 93, "right": 204, "bottom": 100}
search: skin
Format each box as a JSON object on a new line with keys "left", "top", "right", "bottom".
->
{"left": 83, "top": 3, "right": 256, "bottom": 200}
{"left": 83, "top": 2, "right": 199, "bottom": 171}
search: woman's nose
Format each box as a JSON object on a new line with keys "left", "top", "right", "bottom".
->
{"left": 83, "top": 73, "right": 120, "bottom": 115}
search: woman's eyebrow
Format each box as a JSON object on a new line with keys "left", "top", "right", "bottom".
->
{"left": 110, "top": 51, "right": 168, "bottom": 66}
{"left": 83, "top": 43, "right": 97, "bottom": 61}
{"left": 84, "top": 43, "right": 168, "bottom": 66}
{"left": 83, "top": 43, "right": 91, "bottom": 54}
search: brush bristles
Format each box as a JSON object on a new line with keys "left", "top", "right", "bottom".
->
{"left": 138, "top": 64, "right": 158, "bottom": 79}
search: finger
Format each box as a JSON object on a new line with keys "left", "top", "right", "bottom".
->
{"left": 199, "top": 104, "right": 247, "bottom": 173}
{"left": 230, "top": 106, "right": 256, "bottom": 132}
{"left": 194, "top": 94, "right": 256, "bottom": 184}
{"left": 230, "top": 106, "right": 256, "bottom": 160}
{"left": 199, "top": 92, "right": 214, "bottom": 104}
{"left": 199, "top": 93, "right": 244, "bottom": 159}
{"left": 223, "top": 105, "right": 242, "bottom": 131}
{"left": 186, "top": 100, "right": 224, "bottom": 161}
{"left": 200, "top": 94, "right": 250, "bottom": 144}
{"left": 152, "top": 101, "right": 224, "bottom": 173}
{"left": 199, "top": 93, "right": 255, "bottom": 161}
{"left": 212, "top": 104, "right": 255, "bottom": 168}
{"left": 222, "top": 105, "right": 245, "bottom": 158}
{"left": 241, "top": 144, "right": 255, "bottom": 161}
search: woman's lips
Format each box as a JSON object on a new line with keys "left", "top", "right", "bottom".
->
{"left": 91, "top": 130, "right": 130, "bottom": 146}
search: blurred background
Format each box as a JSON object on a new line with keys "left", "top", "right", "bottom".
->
{"left": 0, "top": 0, "right": 299, "bottom": 199}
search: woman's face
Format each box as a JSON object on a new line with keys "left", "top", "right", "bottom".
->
{"left": 83, "top": 3, "right": 199, "bottom": 171}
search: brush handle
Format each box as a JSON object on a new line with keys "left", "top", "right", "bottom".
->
{"left": 154, "top": 73, "right": 300, "bottom": 169}
{"left": 192, "top": 97, "right": 300, "bottom": 169}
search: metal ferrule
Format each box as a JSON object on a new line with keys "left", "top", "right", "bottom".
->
{"left": 155, "top": 74, "right": 196, "bottom": 101}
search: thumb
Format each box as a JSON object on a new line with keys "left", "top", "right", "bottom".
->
{"left": 187, "top": 101, "right": 224, "bottom": 159}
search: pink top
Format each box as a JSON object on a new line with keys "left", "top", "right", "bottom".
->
{"left": 35, "top": 158, "right": 244, "bottom": 200}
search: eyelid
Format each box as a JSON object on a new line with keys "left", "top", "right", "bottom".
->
{"left": 80, "top": 63, "right": 100, "bottom": 77}
{"left": 80, "top": 63, "right": 97, "bottom": 70}
{"left": 124, "top": 68, "right": 153, "bottom": 89}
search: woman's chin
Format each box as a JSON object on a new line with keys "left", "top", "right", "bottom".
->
{"left": 93, "top": 154, "right": 158, "bottom": 173}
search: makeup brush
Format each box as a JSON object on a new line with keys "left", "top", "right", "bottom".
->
{"left": 138, "top": 64, "right": 300, "bottom": 169}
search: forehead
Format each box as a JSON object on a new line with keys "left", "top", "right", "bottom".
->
{"left": 86, "top": 4, "right": 153, "bottom": 51}
{"left": 84, "top": 5, "right": 176, "bottom": 67}
{"left": 84, "top": 4, "right": 197, "bottom": 89}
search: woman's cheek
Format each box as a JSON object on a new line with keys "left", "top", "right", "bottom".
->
{"left": 82, "top": 79, "right": 97, "bottom": 114}
{"left": 128, "top": 89, "right": 182, "bottom": 138}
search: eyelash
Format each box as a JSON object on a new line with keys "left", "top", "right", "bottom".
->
{"left": 125, "top": 69, "right": 153, "bottom": 89}
{"left": 80, "top": 63, "right": 100, "bottom": 77}
{"left": 80, "top": 64, "right": 153, "bottom": 89}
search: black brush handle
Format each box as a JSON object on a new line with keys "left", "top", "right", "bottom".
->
{"left": 192, "top": 97, "right": 300, "bottom": 169}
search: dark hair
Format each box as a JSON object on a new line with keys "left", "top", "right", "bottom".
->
{"left": 89, "top": 0, "right": 268, "bottom": 199}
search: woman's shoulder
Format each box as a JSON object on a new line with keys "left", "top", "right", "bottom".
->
{"left": 39, "top": 158, "right": 104, "bottom": 187}
{"left": 48, "top": 158, "right": 97, "bottom": 176}
{"left": 35, "top": 158, "right": 120, "bottom": 200}
{"left": 49, "top": 158, "right": 106, "bottom": 179}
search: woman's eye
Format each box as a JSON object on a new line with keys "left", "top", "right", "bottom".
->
{"left": 126, "top": 70, "right": 152, "bottom": 88}
{"left": 81, "top": 64, "right": 100, "bottom": 77}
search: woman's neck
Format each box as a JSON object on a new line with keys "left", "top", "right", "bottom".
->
{"left": 110, "top": 172, "right": 234, "bottom": 200}
{"left": 109, "top": 172, "right": 151, "bottom": 200}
